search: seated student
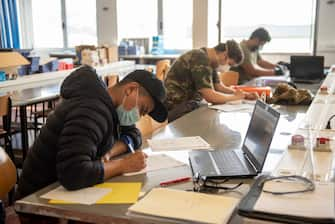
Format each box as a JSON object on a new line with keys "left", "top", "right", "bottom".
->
{"left": 164, "top": 40, "right": 258, "bottom": 122}
{"left": 16, "top": 67, "right": 167, "bottom": 199}
{"left": 232, "top": 27, "right": 284, "bottom": 84}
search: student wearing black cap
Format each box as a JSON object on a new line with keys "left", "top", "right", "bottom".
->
{"left": 17, "top": 66, "right": 167, "bottom": 199}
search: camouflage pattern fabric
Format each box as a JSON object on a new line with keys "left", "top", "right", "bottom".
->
{"left": 164, "top": 48, "right": 219, "bottom": 111}
{"left": 267, "top": 83, "right": 313, "bottom": 105}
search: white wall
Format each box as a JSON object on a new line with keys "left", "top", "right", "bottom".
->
{"left": 96, "top": 0, "right": 118, "bottom": 46}
{"left": 193, "top": 0, "right": 208, "bottom": 48}
{"left": 316, "top": 0, "right": 335, "bottom": 66}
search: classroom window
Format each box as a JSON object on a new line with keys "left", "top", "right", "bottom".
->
{"left": 30, "top": 0, "right": 97, "bottom": 48}
{"left": 117, "top": 0, "right": 158, "bottom": 40}
{"left": 65, "top": 0, "right": 97, "bottom": 47}
{"left": 220, "top": 0, "right": 316, "bottom": 53}
{"left": 31, "top": 0, "right": 63, "bottom": 48}
{"left": 162, "top": 0, "right": 193, "bottom": 50}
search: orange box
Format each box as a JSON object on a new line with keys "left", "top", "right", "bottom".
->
{"left": 231, "top": 86, "right": 271, "bottom": 96}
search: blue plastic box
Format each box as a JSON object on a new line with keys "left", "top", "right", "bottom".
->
{"left": 0, "top": 71, "right": 6, "bottom": 81}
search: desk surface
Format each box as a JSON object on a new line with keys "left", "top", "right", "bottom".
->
{"left": 119, "top": 54, "right": 180, "bottom": 60}
{"left": 9, "top": 83, "right": 60, "bottom": 107}
{"left": 14, "top": 104, "right": 308, "bottom": 223}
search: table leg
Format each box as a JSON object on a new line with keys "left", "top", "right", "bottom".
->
{"left": 19, "top": 105, "right": 28, "bottom": 160}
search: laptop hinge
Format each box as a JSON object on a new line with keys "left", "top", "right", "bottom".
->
{"left": 243, "top": 153, "right": 258, "bottom": 173}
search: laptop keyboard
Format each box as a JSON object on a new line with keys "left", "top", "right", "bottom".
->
{"left": 212, "top": 150, "right": 248, "bottom": 174}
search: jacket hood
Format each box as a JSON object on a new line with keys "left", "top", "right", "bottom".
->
{"left": 61, "top": 65, "right": 110, "bottom": 101}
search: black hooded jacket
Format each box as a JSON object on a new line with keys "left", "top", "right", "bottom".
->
{"left": 17, "top": 66, "right": 142, "bottom": 199}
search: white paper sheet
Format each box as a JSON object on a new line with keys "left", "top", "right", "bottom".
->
{"left": 147, "top": 136, "right": 211, "bottom": 151}
{"left": 255, "top": 181, "right": 335, "bottom": 219}
{"left": 124, "top": 154, "right": 185, "bottom": 176}
{"left": 209, "top": 103, "right": 254, "bottom": 112}
{"left": 40, "top": 186, "right": 111, "bottom": 205}
{"left": 226, "top": 100, "right": 256, "bottom": 105}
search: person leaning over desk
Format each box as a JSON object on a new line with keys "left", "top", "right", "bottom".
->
{"left": 16, "top": 67, "right": 168, "bottom": 199}
{"left": 231, "top": 27, "right": 285, "bottom": 84}
{"left": 164, "top": 40, "right": 258, "bottom": 122}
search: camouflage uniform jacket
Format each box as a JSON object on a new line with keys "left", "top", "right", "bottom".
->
{"left": 164, "top": 48, "right": 219, "bottom": 110}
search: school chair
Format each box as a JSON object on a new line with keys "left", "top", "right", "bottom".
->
{"left": 155, "top": 60, "right": 171, "bottom": 81}
{"left": 0, "top": 147, "right": 17, "bottom": 205}
{"left": 0, "top": 95, "right": 15, "bottom": 164}
{"left": 219, "top": 71, "right": 239, "bottom": 86}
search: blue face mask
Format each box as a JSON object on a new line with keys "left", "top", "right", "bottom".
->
{"left": 116, "top": 90, "right": 140, "bottom": 126}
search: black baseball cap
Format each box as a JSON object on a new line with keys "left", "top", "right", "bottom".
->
{"left": 123, "top": 70, "right": 168, "bottom": 122}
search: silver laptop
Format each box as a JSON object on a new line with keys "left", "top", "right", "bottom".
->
{"left": 189, "top": 100, "right": 280, "bottom": 179}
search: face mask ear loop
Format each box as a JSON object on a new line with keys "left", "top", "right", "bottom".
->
{"left": 121, "top": 94, "right": 127, "bottom": 107}
{"left": 136, "top": 88, "right": 139, "bottom": 106}
{"left": 135, "top": 88, "right": 140, "bottom": 116}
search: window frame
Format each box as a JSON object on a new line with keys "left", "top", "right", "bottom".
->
{"left": 116, "top": 0, "right": 193, "bottom": 53}
{"left": 213, "top": 0, "right": 318, "bottom": 54}
{"left": 19, "top": 0, "right": 97, "bottom": 50}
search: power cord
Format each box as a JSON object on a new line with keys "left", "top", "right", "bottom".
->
{"left": 325, "top": 114, "right": 335, "bottom": 129}
{"left": 192, "top": 172, "right": 243, "bottom": 192}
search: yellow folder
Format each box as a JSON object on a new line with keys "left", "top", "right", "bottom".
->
{"left": 48, "top": 182, "right": 141, "bottom": 204}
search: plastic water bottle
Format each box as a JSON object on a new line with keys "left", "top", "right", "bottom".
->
{"left": 151, "top": 36, "right": 159, "bottom": 55}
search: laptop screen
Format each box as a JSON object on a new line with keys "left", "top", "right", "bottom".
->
{"left": 242, "top": 101, "right": 280, "bottom": 172}
{"left": 290, "top": 56, "right": 324, "bottom": 80}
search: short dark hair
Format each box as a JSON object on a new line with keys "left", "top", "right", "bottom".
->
{"left": 250, "top": 28, "right": 271, "bottom": 42}
{"left": 214, "top": 40, "right": 244, "bottom": 65}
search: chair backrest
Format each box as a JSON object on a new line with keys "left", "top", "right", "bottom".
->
{"left": 0, "top": 95, "right": 9, "bottom": 117}
{"left": 0, "top": 147, "right": 17, "bottom": 199}
{"left": 218, "top": 71, "right": 239, "bottom": 86}
{"left": 136, "top": 115, "right": 167, "bottom": 138}
{"left": 105, "top": 74, "right": 119, "bottom": 88}
{"left": 155, "top": 60, "right": 171, "bottom": 81}
{"left": 0, "top": 95, "right": 11, "bottom": 132}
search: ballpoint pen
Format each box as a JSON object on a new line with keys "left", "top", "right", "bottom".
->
{"left": 159, "top": 177, "right": 191, "bottom": 187}
{"left": 128, "top": 142, "right": 135, "bottom": 154}
{"left": 122, "top": 135, "right": 135, "bottom": 154}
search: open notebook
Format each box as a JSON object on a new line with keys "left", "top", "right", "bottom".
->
{"left": 238, "top": 175, "right": 335, "bottom": 223}
{"left": 128, "top": 188, "right": 239, "bottom": 224}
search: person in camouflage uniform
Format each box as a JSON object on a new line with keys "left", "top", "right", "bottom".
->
{"left": 164, "top": 40, "right": 258, "bottom": 122}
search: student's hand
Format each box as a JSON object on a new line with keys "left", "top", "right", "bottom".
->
{"left": 244, "top": 92, "right": 259, "bottom": 100}
{"left": 274, "top": 66, "right": 284, "bottom": 76}
{"left": 120, "top": 151, "right": 148, "bottom": 173}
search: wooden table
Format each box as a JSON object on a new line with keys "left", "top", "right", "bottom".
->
{"left": 14, "top": 102, "right": 309, "bottom": 223}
